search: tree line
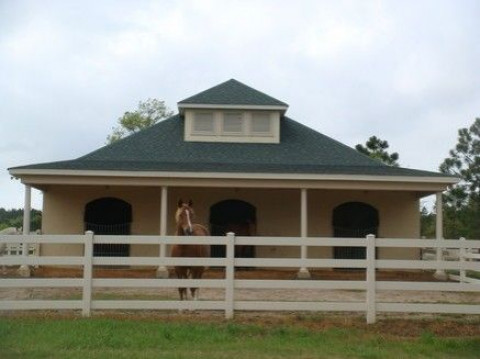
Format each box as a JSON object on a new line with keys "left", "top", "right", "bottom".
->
{"left": 436, "top": 118, "right": 480, "bottom": 239}
{"left": 0, "top": 208, "right": 42, "bottom": 232}
{"left": 357, "top": 118, "right": 480, "bottom": 240}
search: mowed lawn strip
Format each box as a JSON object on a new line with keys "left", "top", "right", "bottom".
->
{"left": 0, "top": 316, "right": 479, "bottom": 359}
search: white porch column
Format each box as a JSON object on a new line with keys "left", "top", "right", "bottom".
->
{"left": 18, "top": 184, "right": 31, "bottom": 277}
{"left": 156, "top": 186, "right": 169, "bottom": 278}
{"left": 297, "top": 188, "right": 311, "bottom": 279}
{"left": 434, "top": 191, "right": 447, "bottom": 280}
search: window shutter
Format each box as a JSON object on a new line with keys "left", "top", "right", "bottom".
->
{"left": 223, "top": 112, "right": 244, "bottom": 134}
{"left": 251, "top": 113, "right": 271, "bottom": 134}
{"left": 194, "top": 112, "right": 214, "bottom": 133}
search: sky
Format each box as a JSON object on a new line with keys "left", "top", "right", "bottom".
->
{"left": 1, "top": 0, "right": 479, "bottom": 210}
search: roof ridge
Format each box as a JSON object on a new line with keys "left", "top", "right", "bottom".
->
{"left": 178, "top": 79, "right": 288, "bottom": 107}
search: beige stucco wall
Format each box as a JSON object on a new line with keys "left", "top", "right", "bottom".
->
{"left": 41, "top": 186, "right": 162, "bottom": 257}
{"left": 307, "top": 189, "right": 420, "bottom": 259}
{"left": 40, "top": 185, "right": 420, "bottom": 260}
{"left": 170, "top": 187, "right": 420, "bottom": 259}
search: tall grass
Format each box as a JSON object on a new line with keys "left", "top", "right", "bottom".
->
{"left": 0, "top": 316, "right": 479, "bottom": 358}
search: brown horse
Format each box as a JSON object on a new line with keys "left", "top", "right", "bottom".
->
{"left": 171, "top": 199, "right": 209, "bottom": 301}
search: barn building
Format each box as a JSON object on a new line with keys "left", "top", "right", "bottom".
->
{"left": 9, "top": 79, "right": 456, "bottom": 277}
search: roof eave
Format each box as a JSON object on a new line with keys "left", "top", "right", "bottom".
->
{"left": 9, "top": 168, "right": 459, "bottom": 186}
{"left": 177, "top": 103, "right": 289, "bottom": 114}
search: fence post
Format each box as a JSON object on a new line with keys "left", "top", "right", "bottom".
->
{"left": 459, "top": 237, "right": 466, "bottom": 283}
{"left": 82, "top": 231, "right": 94, "bottom": 317}
{"left": 225, "top": 232, "right": 235, "bottom": 319}
{"left": 156, "top": 186, "right": 169, "bottom": 278}
{"left": 18, "top": 184, "right": 32, "bottom": 277}
{"left": 366, "top": 234, "right": 376, "bottom": 324}
{"left": 434, "top": 192, "right": 447, "bottom": 280}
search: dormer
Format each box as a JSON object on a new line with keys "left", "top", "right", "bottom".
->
{"left": 178, "top": 79, "right": 288, "bottom": 144}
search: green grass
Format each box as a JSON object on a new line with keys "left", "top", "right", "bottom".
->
{"left": 0, "top": 316, "right": 479, "bottom": 359}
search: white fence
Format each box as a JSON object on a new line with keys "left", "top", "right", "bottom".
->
{"left": 422, "top": 237, "right": 480, "bottom": 284}
{"left": 1, "top": 233, "right": 480, "bottom": 324}
{"left": 2, "top": 243, "right": 36, "bottom": 256}
{"left": 445, "top": 237, "right": 480, "bottom": 284}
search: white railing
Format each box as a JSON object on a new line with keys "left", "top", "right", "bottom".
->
{"left": 2, "top": 244, "right": 36, "bottom": 256}
{"left": 446, "top": 237, "right": 480, "bottom": 284}
{"left": 1, "top": 233, "right": 480, "bottom": 324}
{"left": 423, "top": 237, "right": 480, "bottom": 284}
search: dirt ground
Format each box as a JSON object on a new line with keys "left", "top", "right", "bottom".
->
{"left": 2, "top": 266, "right": 480, "bottom": 337}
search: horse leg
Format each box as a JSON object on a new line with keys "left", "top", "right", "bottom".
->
{"left": 0, "top": 245, "right": 5, "bottom": 275}
{"left": 175, "top": 267, "right": 187, "bottom": 301}
{"left": 179, "top": 287, "right": 187, "bottom": 301}
{"left": 190, "top": 266, "right": 205, "bottom": 301}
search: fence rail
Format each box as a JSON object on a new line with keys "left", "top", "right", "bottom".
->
{"left": 1, "top": 232, "right": 480, "bottom": 323}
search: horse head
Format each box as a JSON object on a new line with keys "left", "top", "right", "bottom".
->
{"left": 175, "top": 199, "right": 195, "bottom": 235}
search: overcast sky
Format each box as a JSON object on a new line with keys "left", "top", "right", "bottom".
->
{"left": 1, "top": 0, "right": 479, "bottom": 210}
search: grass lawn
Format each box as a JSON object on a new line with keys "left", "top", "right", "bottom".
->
{"left": 1, "top": 314, "right": 479, "bottom": 359}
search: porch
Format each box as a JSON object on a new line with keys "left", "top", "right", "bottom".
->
{"left": 20, "top": 183, "right": 447, "bottom": 278}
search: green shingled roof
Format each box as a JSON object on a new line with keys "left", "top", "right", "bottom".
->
{"left": 9, "top": 79, "right": 455, "bottom": 180}
{"left": 178, "top": 79, "right": 288, "bottom": 107}
{"left": 10, "top": 115, "right": 450, "bottom": 178}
